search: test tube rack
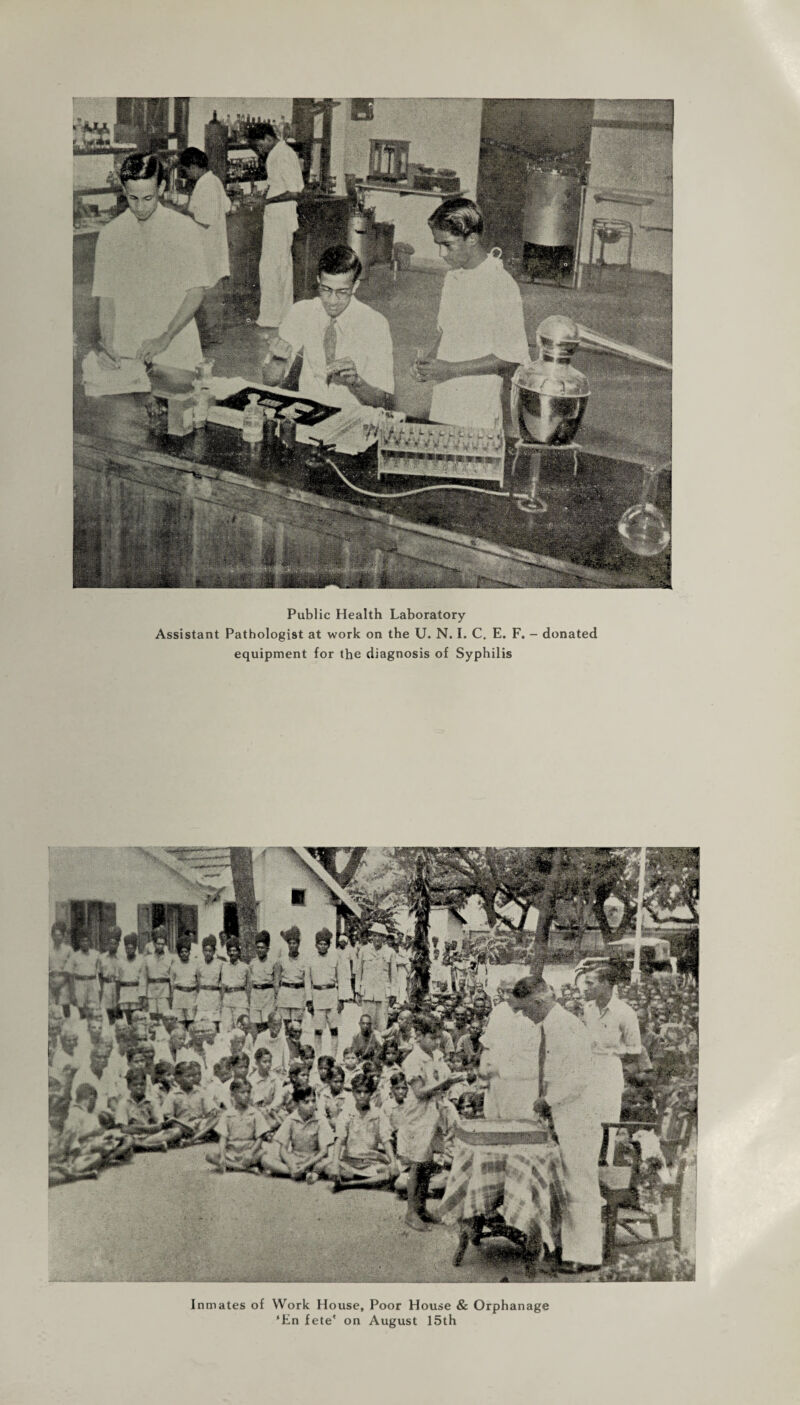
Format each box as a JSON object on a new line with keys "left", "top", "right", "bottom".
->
{"left": 376, "top": 417, "right": 506, "bottom": 484}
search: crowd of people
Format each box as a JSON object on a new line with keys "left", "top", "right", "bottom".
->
{"left": 48, "top": 917, "right": 698, "bottom": 1266}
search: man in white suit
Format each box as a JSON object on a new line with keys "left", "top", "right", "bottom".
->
{"left": 513, "top": 976, "right": 603, "bottom": 1273}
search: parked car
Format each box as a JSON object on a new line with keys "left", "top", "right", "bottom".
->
{"left": 574, "top": 935, "right": 672, "bottom": 987}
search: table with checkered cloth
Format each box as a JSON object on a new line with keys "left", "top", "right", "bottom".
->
{"left": 439, "top": 1120, "right": 566, "bottom": 1247}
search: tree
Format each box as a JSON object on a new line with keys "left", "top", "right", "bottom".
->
{"left": 528, "top": 847, "right": 565, "bottom": 980}
{"left": 306, "top": 848, "right": 367, "bottom": 889}
{"left": 344, "top": 884, "right": 404, "bottom": 946}
{"left": 407, "top": 849, "right": 431, "bottom": 1007}
{"left": 229, "top": 847, "right": 258, "bottom": 960}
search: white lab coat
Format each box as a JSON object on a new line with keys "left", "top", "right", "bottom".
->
{"left": 258, "top": 141, "right": 304, "bottom": 326}
{"left": 480, "top": 1001, "right": 539, "bottom": 1120}
{"left": 92, "top": 204, "right": 207, "bottom": 370}
{"left": 188, "top": 170, "right": 231, "bottom": 285}
{"left": 430, "top": 250, "right": 529, "bottom": 428}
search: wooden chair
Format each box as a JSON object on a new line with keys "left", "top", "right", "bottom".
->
{"left": 598, "top": 1099, "right": 695, "bottom": 1261}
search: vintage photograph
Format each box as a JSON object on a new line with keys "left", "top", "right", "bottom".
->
{"left": 48, "top": 845, "right": 697, "bottom": 1284}
{"left": 73, "top": 98, "right": 673, "bottom": 590}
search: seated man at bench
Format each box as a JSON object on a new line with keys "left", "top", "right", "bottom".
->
{"left": 263, "top": 244, "right": 394, "bottom": 410}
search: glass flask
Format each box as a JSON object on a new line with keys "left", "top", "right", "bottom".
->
{"left": 618, "top": 462, "right": 670, "bottom": 557}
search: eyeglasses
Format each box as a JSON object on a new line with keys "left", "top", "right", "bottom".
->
{"left": 317, "top": 282, "right": 353, "bottom": 299}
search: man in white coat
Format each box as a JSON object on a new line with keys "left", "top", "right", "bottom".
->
{"left": 513, "top": 976, "right": 603, "bottom": 1273}
{"left": 249, "top": 122, "right": 304, "bottom": 330}
{"left": 180, "top": 147, "right": 231, "bottom": 344}
{"left": 479, "top": 977, "right": 539, "bottom": 1119}
{"left": 93, "top": 153, "right": 208, "bottom": 373}
{"left": 413, "top": 197, "right": 529, "bottom": 428}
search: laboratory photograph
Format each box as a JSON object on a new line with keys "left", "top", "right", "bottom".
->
{"left": 72, "top": 99, "right": 673, "bottom": 590}
{"left": 48, "top": 845, "right": 697, "bottom": 1284}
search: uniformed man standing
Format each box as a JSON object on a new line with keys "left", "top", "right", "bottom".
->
{"left": 355, "top": 924, "right": 396, "bottom": 1033}
{"left": 305, "top": 927, "right": 345, "bottom": 1059}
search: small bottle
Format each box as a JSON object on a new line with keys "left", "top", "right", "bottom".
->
{"left": 192, "top": 380, "right": 210, "bottom": 427}
{"left": 242, "top": 394, "right": 264, "bottom": 443}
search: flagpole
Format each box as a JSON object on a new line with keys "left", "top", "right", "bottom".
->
{"left": 632, "top": 846, "right": 647, "bottom": 984}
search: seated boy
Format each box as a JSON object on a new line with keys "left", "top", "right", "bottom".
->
{"left": 328, "top": 1071, "right": 397, "bottom": 1191}
{"left": 250, "top": 1047, "right": 284, "bottom": 1128}
{"left": 260, "top": 1086, "right": 333, "bottom": 1182}
{"left": 115, "top": 1068, "right": 183, "bottom": 1151}
{"left": 206, "top": 1078, "right": 270, "bottom": 1173}
{"left": 159, "top": 1060, "right": 219, "bottom": 1143}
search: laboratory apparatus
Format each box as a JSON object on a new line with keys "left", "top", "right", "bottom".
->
{"left": 376, "top": 416, "right": 506, "bottom": 485}
{"left": 509, "top": 313, "right": 672, "bottom": 514}
{"left": 617, "top": 462, "right": 670, "bottom": 557}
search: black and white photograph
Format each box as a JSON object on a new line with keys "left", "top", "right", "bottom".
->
{"left": 73, "top": 98, "right": 673, "bottom": 590}
{"left": 49, "top": 845, "right": 697, "bottom": 1285}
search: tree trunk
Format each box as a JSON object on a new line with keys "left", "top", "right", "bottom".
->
{"left": 229, "top": 847, "right": 258, "bottom": 961}
{"left": 335, "top": 847, "right": 367, "bottom": 888}
{"left": 528, "top": 848, "right": 564, "bottom": 982}
{"left": 408, "top": 849, "right": 431, "bottom": 1009}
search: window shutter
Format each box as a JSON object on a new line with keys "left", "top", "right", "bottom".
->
{"left": 137, "top": 904, "right": 152, "bottom": 954}
{"left": 101, "top": 903, "right": 117, "bottom": 952}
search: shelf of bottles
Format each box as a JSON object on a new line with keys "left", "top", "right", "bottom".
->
{"left": 376, "top": 415, "right": 506, "bottom": 485}
{"left": 73, "top": 117, "right": 133, "bottom": 153}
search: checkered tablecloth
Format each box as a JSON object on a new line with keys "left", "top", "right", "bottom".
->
{"left": 439, "top": 1138, "right": 566, "bottom": 1248}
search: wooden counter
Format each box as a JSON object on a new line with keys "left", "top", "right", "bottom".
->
{"left": 73, "top": 381, "right": 670, "bottom": 590}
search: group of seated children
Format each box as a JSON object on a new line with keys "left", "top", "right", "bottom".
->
{"left": 48, "top": 990, "right": 487, "bottom": 1222}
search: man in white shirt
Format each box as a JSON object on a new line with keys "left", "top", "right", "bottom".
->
{"left": 93, "top": 153, "right": 208, "bottom": 373}
{"left": 249, "top": 122, "right": 304, "bottom": 329}
{"left": 266, "top": 244, "right": 394, "bottom": 410}
{"left": 413, "top": 197, "right": 529, "bottom": 428}
{"left": 479, "top": 977, "right": 540, "bottom": 1119}
{"left": 180, "top": 147, "right": 231, "bottom": 344}
{"left": 582, "top": 965, "right": 642, "bottom": 1126}
{"left": 513, "top": 976, "right": 603, "bottom": 1272}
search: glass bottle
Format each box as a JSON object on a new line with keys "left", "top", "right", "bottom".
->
{"left": 242, "top": 394, "right": 264, "bottom": 443}
{"left": 617, "top": 463, "right": 670, "bottom": 556}
{"left": 192, "top": 380, "right": 210, "bottom": 428}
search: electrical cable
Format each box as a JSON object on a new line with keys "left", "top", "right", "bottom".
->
{"left": 321, "top": 455, "right": 506, "bottom": 502}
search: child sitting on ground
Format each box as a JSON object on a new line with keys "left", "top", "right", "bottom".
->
{"left": 328, "top": 1071, "right": 397, "bottom": 1192}
{"left": 115, "top": 1069, "right": 183, "bottom": 1151}
{"left": 159, "top": 1061, "right": 219, "bottom": 1143}
{"left": 65, "top": 1083, "right": 134, "bottom": 1166}
{"left": 340, "top": 1047, "right": 360, "bottom": 1090}
{"left": 319, "top": 1063, "right": 352, "bottom": 1125}
{"left": 48, "top": 1096, "right": 101, "bottom": 1185}
{"left": 249, "top": 1048, "right": 284, "bottom": 1130}
{"left": 206, "top": 1056, "right": 234, "bottom": 1110}
{"left": 260, "top": 1085, "right": 333, "bottom": 1182}
{"left": 206, "top": 1078, "right": 270, "bottom": 1173}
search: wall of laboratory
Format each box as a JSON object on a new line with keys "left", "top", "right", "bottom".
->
{"left": 342, "top": 97, "right": 484, "bottom": 265}
{"left": 578, "top": 99, "right": 673, "bottom": 276}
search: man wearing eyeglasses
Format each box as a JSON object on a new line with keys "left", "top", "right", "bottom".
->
{"left": 264, "top": 244, "right": 394, "bottom": 409}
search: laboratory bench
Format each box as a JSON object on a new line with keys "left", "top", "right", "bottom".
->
{"left": 73, "top": 376, "right": 670, "bottom": 590}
